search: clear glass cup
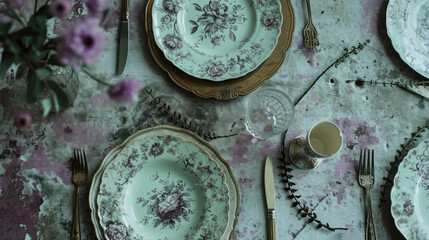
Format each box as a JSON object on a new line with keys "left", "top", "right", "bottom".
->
{"left": 245, "top": 88, "right": 295, "bottom": 139}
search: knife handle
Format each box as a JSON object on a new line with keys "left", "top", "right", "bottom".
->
{"left": 122, "top": 0, "right": 130, "bottom": 20}
{"left": 268, "top": 209, "right": 276, "bottom": 240}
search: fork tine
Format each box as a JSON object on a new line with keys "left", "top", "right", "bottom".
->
{"left": 73, "top": 149, "right": 78, "bottom": 174}
{"left": 78, "top": 149, "right": 84, "bottom": 174}
{"left": 82, "top": 149, "right": 88, "bottom": 175}
{"left": 364, "top": 149, "right": 367, "bottom": 175}
{"left": 371, "top": 149, "right": 375, "bottom": 176}
{"left": 359, "top": 150, "right": 363, "bottom": 176}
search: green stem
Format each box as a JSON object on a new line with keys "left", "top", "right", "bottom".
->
{"left": 34, "top": 0, "right": 38, "bottom": 15}
{"left": 82, "top": 68, "right": 111, "bottom": 86}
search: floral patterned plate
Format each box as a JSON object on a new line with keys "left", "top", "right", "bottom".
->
{"left": 94, "top": 125, "right": 240, "bottom": 240}
{"left": 386, "top": 0, "right": 429, "bottom": 78}
{"left": 152, "top": 0, "right": 282, "bottom": 81}
{"left": 391, "top": 138, "right": 429, "bottom": 239}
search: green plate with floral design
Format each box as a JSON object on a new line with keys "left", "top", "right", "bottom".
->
{"left": 386, "top": 0, "right": 429, "bottom": 78}
{"left": 95, "top": 126, "right": 240, "bottom": 240}
{"left": 152, "top": 0, "right": 282, "bottom": 81}
{"left": 391, "top": 138, "right": 429, "bottom": 239}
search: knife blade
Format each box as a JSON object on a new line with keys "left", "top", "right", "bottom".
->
{"left": 116, "top": 0, "right": 130, "bottom": 75}
{"left": 264, "top": 156, "right": 276, "bottom": 240}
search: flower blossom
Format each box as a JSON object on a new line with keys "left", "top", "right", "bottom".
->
{"left": 50, "top": 0, "right": 73, "bottom": 18}
{"left": 84, "top": 0, "right": 105, "bottom": 18}
{"left": 14, "top": 113, "right": 32, "bottom": 129}
{"left": 5, "top": 0, "right": 24, "bottom": 8}
{"left": 107, "top": 78, "right": 141, "bottom": 103}
{"left": 57, "top": 19, "right": 107, "bottom": 69}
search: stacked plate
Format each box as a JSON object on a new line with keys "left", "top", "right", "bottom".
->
{"left": 391, "top": 138, "right": 429, "bottom": 239}
{"left": 145, "top": 0, "right": 295, "bottom": 99}
{"left": 89, "top": 125, "right": 240, "bottom": 240}
{"left": 386, "top": 0, "right": 429, "bottom": 78}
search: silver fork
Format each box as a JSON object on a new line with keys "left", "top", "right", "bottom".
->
{"left": 303, "top": 0, "right": 319, "bottom": 49}
{"left": 70, "top": 149, "right": 88, "bottom": 240}
{"left": 358, "top": 149, "right": 376, "bottom": 240}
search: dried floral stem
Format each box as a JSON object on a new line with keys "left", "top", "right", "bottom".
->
{"left": 278, "top": 131, "right": 348, "bottom": 231}
{"left": 294, "top": 40, "right": 370, "bottom": 106}
{"left": 144, "top": 88, "right": 238, "bottom": 141}
{"left": 345, "top": 79, "right": 429, "bottom": 88}
{"left": 378, "top": 121, "right": 429, "bottom": 207}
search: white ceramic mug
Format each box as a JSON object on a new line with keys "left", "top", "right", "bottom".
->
{"left": 289, "top": 121, "right": 342, "bottom": 169}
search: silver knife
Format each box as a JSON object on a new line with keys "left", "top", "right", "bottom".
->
{"left": 116, "top": 0, "right": 130, "bottom": 75}
{"left": 264, "top": 156, "right": 276, "bottom": 240}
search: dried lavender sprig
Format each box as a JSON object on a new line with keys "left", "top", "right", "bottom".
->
{"left": 378, "top": 121, "right": 429, "bottom": 207}
{"left": 279, "top": 131, "right": 348, "bottom": 231}
{"left": 144, "top": 88, "right": 238, "bottom": 140}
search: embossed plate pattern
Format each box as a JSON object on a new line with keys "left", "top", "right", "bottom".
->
{"left": 152, "top": 0, "right": 282, "bottom": 81}
{"left": 391, "top": 138, "right": 429, "bottom": 239}
{"left": 386, "top": 0, "right": 429, "bottom": 78}
{"left": 145, "top": 0, "right": 294, "bottom": 99}
{"left": 89, "top": 126, "right": 240, "bottom": 240}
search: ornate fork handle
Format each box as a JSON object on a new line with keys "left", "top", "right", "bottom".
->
{"left": 365, "top": 187, "right": 376, "bottom": 240}
{"left": 70, "top": 186, "right": 81, "bottom": 240}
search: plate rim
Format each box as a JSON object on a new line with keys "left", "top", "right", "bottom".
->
{"left": 97, "top": 132, "right": 231, "bottom": 239}
{"left": 391, "top": 138, "right": 429, "bottom": 239}
{"left": 386, "top": 0, "right": 429, "bottom": 78}
{"left": 145, "top": 0, "right": 294, "bottom": 100}
{"left": 151, "top": 0, "right": 283, "bottom": 81}
{"left": 89, "top": 125, "right": 241, "bottom": 240}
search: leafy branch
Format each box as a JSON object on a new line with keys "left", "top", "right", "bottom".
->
{"left": 378, "top": 121, "right": 429, "bottom": 207}
{"left": 345, "top": 79, "right": 429, "bottom": 88}
{"left": 278, "top": 131, "right": 348, "bottom": 231}
{"left": 144, "top": 88, "right": 238, "bottom": 141}
{"left": 294, "top": 40, "right": 370, "bottom": 105}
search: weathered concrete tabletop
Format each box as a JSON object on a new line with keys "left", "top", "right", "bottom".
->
{"left": 1, "top": 0, "right": 429, "bottom": 239}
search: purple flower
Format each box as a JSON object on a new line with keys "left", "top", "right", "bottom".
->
{"left": 50, "top": 0, "right": 73, "bottom": 18}
{"left": 58, "top": 18, "right": 107, "bottom": 69}
{"left": 84, "top": 0, "right": 105, "bottom": 17}
{"left": 14, "top": 113, "right": 32, "bottom": 129}
{"left": 0, "top": 13, "right": 11, "bottom": 23}
{"left": 5, "top": 0, "right": 24, "bottom": 8}
{"left": 107, "top": 78, "right": 141, "bottom": 103}
{"left": 105, "top": 224, "right": 127, "bottom": 240}
{"left": 206, "top": 61, "right": 227, "bottom": 77}
{"left": 261, "top": 11, "right": 279, "bottom": 29}
{"left": 163, "top": 0, "right": 179, "bottom": 14}
{"left": 157, "top": 194, "right": 184, "bottom": 220}
{"left": 162, "top": 34, "right": 182, "bottom": 50}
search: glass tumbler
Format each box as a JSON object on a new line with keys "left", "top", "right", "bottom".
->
{"left": 245, "top": 88, "right": 295, "bottom": 139}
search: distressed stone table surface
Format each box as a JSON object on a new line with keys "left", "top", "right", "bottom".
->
{"left": 1, "top": 0, "right": 429, "bottom": 239}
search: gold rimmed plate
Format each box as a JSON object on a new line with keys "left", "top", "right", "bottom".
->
{"left": 145, "top": 0, "right": 294, "bottom": 100}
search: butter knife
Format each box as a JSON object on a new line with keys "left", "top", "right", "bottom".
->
{"left": 264, "top": 156, "right": 276, "bottom": 240}
{"left": 116, "top": 0, "right": 130, "bottom": 75}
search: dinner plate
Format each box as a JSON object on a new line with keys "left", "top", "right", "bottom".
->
{"left": 386, "top": 0, "right": 429, "bottom": 78}
{"left": 91, "top": 125, "right": 240, "bottom": 240}
{"left": 391, "top": 138, "right": 429, "bottom": 239}
{"left": 145, "top": 0, "right": 295, "bottom": 100}
{"left": 152, "top": 0, "right": 282, "bottom": 81}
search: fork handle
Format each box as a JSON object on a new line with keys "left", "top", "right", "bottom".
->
{"left": 70, "top": 186, "right": 81, "bottom": 240}
{"left": 365, "top": 188, "right": 376, "bottom": 240}
{"left": 305, "top": 0, "right": 313, "bottom": 22}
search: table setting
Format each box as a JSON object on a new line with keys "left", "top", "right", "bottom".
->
{"left": 1, "top": 0, "right": 429, "bottom": 240}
